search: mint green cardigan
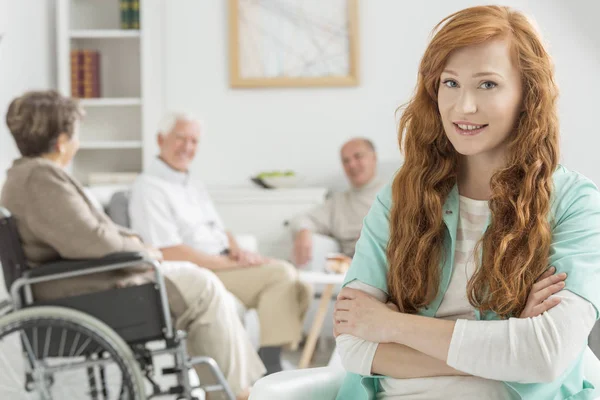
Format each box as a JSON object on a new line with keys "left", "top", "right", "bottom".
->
{"left": 336, "top": 165, "right": 600, "bottom": 400}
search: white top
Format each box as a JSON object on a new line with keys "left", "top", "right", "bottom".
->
{"left": 336, "top": 196, "right": 597, "bottom": 399}
{"left": 129, "top": 158, "right": 230, "bottom": 254}
{"left": 435, "top": 195, "right": 490, "bottom": 321}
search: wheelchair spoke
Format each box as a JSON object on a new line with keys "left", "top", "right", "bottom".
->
{"left": 87, "top": 366, "right": 99, "bottom": 400}
{"left": 99, "top": 365, "right": 109, "bottom": 399}
{"left": 58, "top": 328, "right": 66, "bottom": 358}
{"left": 33, "top": 327, "right": 38, "bottom": 359}
{"left": 75, "top": 337, "right": 93, "bottom": 357}
{"left": 43, "top": 327, "right": 52, "bottom": 359}
{"left": 68, "top": 332, "right": 80, "bottom": 357}
{"left": 19, "top": 330, "right": 38, "bottom": 367}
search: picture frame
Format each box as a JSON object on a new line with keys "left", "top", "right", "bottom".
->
{"left": 228, "top": 0, "right": 360, "bottom": 88}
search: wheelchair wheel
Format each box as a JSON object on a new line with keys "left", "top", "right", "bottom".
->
{"left": 0, "top": 306, "right": 145, "bottom": 399}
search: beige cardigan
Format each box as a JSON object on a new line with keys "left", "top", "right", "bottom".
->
{"left": 0, "top": 157, "right": 152, "bottom": 299}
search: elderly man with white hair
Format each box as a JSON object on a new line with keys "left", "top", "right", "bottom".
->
{"left": 129, "top": 112, "right": 312, "bottom": 381}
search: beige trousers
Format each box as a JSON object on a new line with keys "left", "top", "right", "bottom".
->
{"left": 162, "top": 261, "right": 266, "bottom": 398}
{"left": 214, "top": 260, "right": 312, "bottom": 348}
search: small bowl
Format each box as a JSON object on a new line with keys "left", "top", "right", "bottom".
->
{"left": 261, "top": 175, "right": 301, "bottom": 188}
{"left": 250, "top": 177, "right": 273, "bottom": 189}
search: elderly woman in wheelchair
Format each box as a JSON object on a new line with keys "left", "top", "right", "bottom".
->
{"left": 0, "top": 90, "right": 266, "bottom": 400}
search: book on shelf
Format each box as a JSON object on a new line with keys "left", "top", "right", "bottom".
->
{"left": 70, "top": 50, "right": 80, "bottom": 97}
{"left": 70, "top": 50, "right": 101, "bottom": 98}
{"left": 81, "top": 50, "right": 101, "bottom": 98}
{"left": 131, "top": 0, "right": 140, "bottom": 29}
{"left": 120, "top": 0, "right": 140, "bottom": 30}
{"left": 120, "top": 0, "right": 130, "bottom": 29}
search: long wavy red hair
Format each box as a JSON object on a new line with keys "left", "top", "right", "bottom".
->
{"left": 387, "top": 6, "right": 559, "bottom": 318}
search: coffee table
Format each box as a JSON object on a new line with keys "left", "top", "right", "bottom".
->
{"left": 297, "top": 270, "right": 346, "bottom": 369}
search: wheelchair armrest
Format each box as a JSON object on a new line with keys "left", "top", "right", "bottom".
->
{"left": 25, "top": 252, "right": 145, "bottom": 278}
{"left": 0, "top": 299, "right": 11, "bottom": 316}
{"left": 11, "top": 252, "right": 174, "bottom": 338}
{"left": 12, "top": 251, "right": 162, "bottom": 310}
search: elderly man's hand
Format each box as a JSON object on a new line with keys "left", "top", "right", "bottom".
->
{"left": 234, "top": 250, "right": 266, "bottom": 267}
{"left": 293, "top": 229, "right": 313, "bottom": 267}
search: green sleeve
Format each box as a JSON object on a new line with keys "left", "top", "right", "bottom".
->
{"left": 342, "top": 183, "right": 393, "bottom": 294}
{"left": 550, "top": 174, "right": 600, "bottom": 319}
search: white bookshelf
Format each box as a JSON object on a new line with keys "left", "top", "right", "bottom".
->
{"left": 79, "top": 141, "right": 143, "bottom": 150}
{"left": 69, "top": 29, "right": 141, "bottom": 39}
{"left": 56, "top": 0, "right": 146, "bottom": 184}
{"left": 79, "top": 98, "right": 142, "bottom": 107}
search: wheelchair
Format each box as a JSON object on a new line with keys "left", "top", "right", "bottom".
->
{"left": 0, "top": 206, "right": 235, "bottom": 399}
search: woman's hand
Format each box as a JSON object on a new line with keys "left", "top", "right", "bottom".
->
{"left": 333, "top": 288, "right": 400, "bottom": 343}
{"left": 520, "top": 266, "right": 567, "bottom": 318}
{"left": 333, "top": 300, "right": 399, "bottom": 338}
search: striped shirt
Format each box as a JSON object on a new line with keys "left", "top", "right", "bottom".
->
{"left": 375, "top": 196, "right": 509, "bottom": 399}
{"left": 435, "top": 195, "right": 490, "bottom": 320}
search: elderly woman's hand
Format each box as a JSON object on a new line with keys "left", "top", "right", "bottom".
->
{"left": 333, "top": 287, "right": 400, "bottom": 343}
{"left": 144, "top": 245, "right": 163, "bottom": 262}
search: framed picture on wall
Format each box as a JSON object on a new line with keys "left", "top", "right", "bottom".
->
{"left": 228, "top": 0, "right": 360, "bottom": 88}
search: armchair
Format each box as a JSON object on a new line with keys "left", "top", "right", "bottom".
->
{"left": 250, "top": 347, "right": 600, "bottom": 400}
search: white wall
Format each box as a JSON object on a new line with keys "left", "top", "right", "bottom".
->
{"left": 0, "top": 0, "right": 56, "bottom": 186}
{"left": 1, "top": 1, "right": 599, "bottom": 188}
{"left": 163, "top": 0, "right": 600, "bottom": 187}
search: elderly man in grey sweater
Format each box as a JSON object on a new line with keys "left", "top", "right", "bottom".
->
{"left": 289, "top": 138, "right": 385, "bottom": 268}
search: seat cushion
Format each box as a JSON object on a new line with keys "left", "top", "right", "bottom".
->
{"left": 107, "top": 190, "right": 131, "bottom": 228}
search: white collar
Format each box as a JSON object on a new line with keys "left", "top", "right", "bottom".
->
{"left": 148, "top": 157, "right": 190, "bottom": 186}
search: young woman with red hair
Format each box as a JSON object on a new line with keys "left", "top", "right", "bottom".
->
{"left": 333, "top": 6, "right": 600, "bottom": 399}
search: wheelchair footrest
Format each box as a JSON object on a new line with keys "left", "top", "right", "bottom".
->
{"left": 202, "top": 384, "right": 227, "bottom": 393}
{"left": 168, "top": 386, "right": 184, "bottom": 394}
{"left": 161, "top": 367, "right": 183, "bottom": 375}
{"left": 167, "top": 383, "right": 225, "bottom": 395}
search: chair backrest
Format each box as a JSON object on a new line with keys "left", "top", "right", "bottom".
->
{"left": 0, "top": 207, "right": 28, "bottom": 293}
{"left": 107, "top": 190, "right": 131, "bottom": 228}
